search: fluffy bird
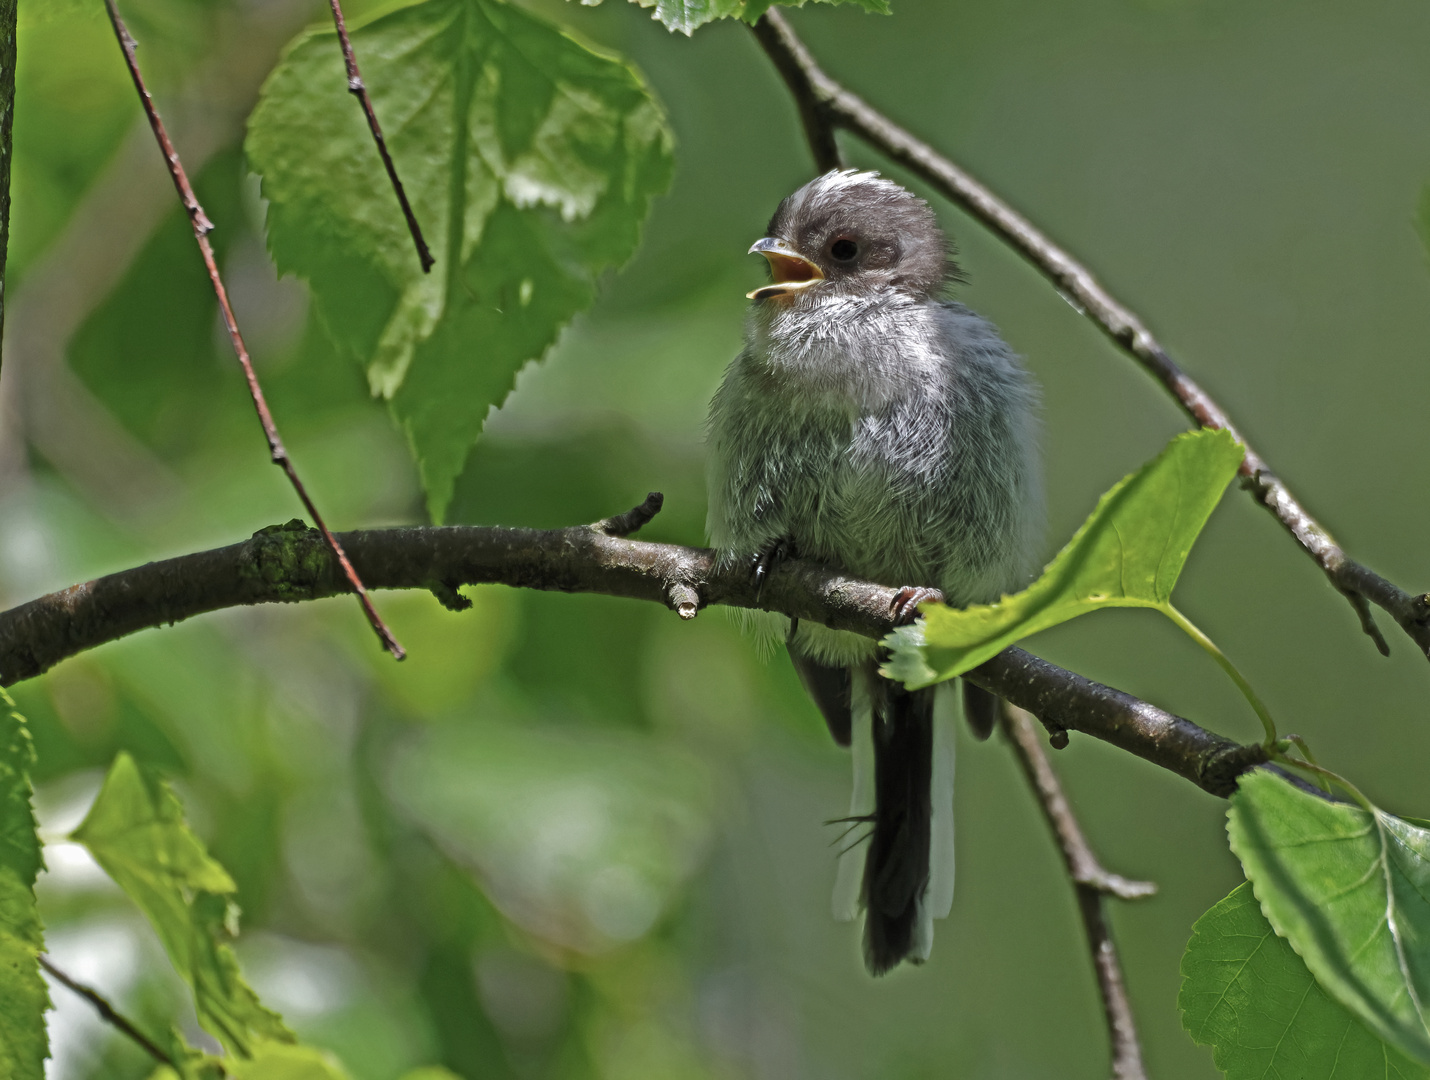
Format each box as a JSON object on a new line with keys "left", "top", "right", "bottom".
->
{"left": 706, "top": 170, "right": 1044, "bottom": 974}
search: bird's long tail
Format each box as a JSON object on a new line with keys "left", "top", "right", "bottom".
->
{"left": 862, "top": 672, "right": 934, "bottom": 974}
{"left": 827, "top": 666, "right": 957, "bottom": 975}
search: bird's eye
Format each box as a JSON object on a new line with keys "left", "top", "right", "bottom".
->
{"left": 830, "top": 238, "right": 858, "bottom": 262}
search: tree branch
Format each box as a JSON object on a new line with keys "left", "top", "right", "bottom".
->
{"left": 0, "top": 512, "right": 1268, "bottom": 797}
{"left": 1001, "top": 703, "right": 1156, "bottom": 902}
{"left": 1002, "top": 703, "right": 1152, "bottom": 1080}
{"left": 102, "top": 0, "right": 404, "bottom": 660}
{"left": 748, "top": 15, "right": 842, "bottom": 172}
{"left": 40, "top": 954, "right": 175, "bottom": 1067}
{"left": 748, "top": 9, "right": 1428, "bottom": 663}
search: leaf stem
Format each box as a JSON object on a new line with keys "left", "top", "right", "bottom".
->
{"left": 1284, "top": 734, "right": 1332, "bottom": 795}
{"left": 1275, "top": 757, "right": 1375, "bottom": 812}
{"left": 1162, "top": 605, "right": 1278, "bottom": 746}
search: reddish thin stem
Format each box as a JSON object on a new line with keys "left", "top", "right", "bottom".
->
{"left": 325, "top": 0, "right": 434, "bottom": 273}
{"left": 102, "top": 0, "right": 405, "bottom": 660}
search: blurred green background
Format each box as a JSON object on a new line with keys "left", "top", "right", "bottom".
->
{"left": 3, "top": 0, "right": 1429, "bottom": 1075}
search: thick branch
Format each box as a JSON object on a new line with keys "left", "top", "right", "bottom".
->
{"left": 749, "top": 10, "right": 1428, "bottom": 662}
{"left": 1002, "top": 704, "right": 1151, "bottom": 1080}
{"left": 0, "top": 516, "right": 1267, "bottom": 797}
{"left": 749, "top": 15, "right": 842, "bottom": 172}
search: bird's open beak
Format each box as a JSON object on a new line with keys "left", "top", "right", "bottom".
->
{"left": 747, "top": 237, "right": 824, "bottom": 301}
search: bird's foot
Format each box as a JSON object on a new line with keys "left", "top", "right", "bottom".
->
{"left": 751, "top": 536, "right": 798, "bottom": 600}
{"left": 890, "top": 586, "right": 944, "bottom": 625}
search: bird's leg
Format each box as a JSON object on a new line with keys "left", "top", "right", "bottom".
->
{"left": 890, "top": 586, "right": 944, "bottom": 625}
{"left": 751, "top": 536, "right": 798, "bottom": 600}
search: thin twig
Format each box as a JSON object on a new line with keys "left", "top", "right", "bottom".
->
{"left": 323, "top": 0, "right": 434, "bottom": 273}
{"left": 39, "top": 954, "right": 175, "bottom": 1067}
{"left": 1001, "top": 703, "right": 1151, "bottom": 1079}
{"left": 1073, "top": 889, "right": 1148, "bottom": 1080}
{"left": 1001, "top": 704, "right": 1156, "bottom": 902}
{"left": 102, "top": 0, "right": 405, "bottom": 661}
{"left": 0, "top": 518, "right": 1271, "bottom": 797}
{"left": 595, "top": 491, "right": 665, "bottom": 537}
{"left": 748, "top": 9, "right": 1429, "bottom": 662}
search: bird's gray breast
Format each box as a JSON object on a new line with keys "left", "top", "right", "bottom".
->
{"left": 708, "top": 296, "right": 1041, "bottom": 607}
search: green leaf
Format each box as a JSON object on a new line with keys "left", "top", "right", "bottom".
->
{"left": 883, "top": 427, "right": 1244, "bottom": 687}
{"left": 227, "top": 1042, "right": 353, "bottom": 1080}
{"left": 72, "top": 753, "right": 292, "bottom": 1057}
{"left": 0, "top": 690, "right": 49, "bottom": 1080}
{"left": 147, "top": 1033, "right": 229, "bottom": 1080}
{"left": 581, "top": 0, "right": 889, "bottom": 36}
{"left": 247, "top": 0, "right": 674, "bottom": 521}
{"left": 1180, "top": 880, "right": 1430, "bottom": 1079}
{"left": 151, "top": 1042, "right": 348, "bottom": 1080}
{"left": 1228, "top": 770, "right": 1430, "bottom": 1065}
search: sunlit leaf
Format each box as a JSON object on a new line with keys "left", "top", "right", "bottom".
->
{"left": 1181, "top": 880, "right": 1430, "bottom": 1079}
{"left": 72, "top": 753, "right": 292, "bottom": 1057}
{"left": 150, "top": 1041, "right": 347, "bottom": 1080}
{"left": 247, "top": 0, "right": 674, "bottom": 521}
{"left": 146, "top": 1035, "right": 228, "bottom": 1080}
{"left": 0, "top": 690, "right": 48, "bottom": 1080}
{"left": 579, "top": 0, "right": 889, "bottom": 36}
{"left": 228, "top": 1041, "right": 353, "bottom": 1080}
{"left": 1228, "top": 770, "right": 1430, "bottom": 1065}
{"left": 884, "top": 428, "right": 1244, "bottom": 687}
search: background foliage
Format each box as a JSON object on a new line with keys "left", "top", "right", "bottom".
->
{"left": 3, "top": 0, "right": 1429, "bottom": 1076}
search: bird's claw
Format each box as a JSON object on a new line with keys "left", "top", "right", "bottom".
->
{"left": 891, "top": 586, "right": 944, "bottom": 625}
{"left": 752, "top": 537, "right": 797, "bottom": 600}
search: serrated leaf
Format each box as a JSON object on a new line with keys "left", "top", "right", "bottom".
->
{"left": 0, "top": 690, "right": 49, "bottom": 1080}
{"left": 579, "top": 0, "right": 888, "bottom": 36}
{"left": 737, "top": 0, "right": 890, "bottom": 25}
{"left": 73, "top": 753, "right": 292, "bottom": 1057}
{"left": 1180, "top": 880, "right": 1430, "bottom": 1079}
{"left": 883, "top": 428, "right": 1244, "bottom": 687}
{"left": 1228, "top": 770, "right": 1430, "bottom": 1065}
{"left": 247, "top": 0, "right": 674, "bottom": 521}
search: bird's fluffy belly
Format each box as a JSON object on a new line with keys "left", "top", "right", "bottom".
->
{"left": 726, "top": 412, "right": 951, "bottom": 667}
{"left": 707, "top": 299, "right": 1042, "bottom": 666}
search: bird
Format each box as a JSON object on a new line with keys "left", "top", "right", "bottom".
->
{"left": 705, "top": 169, "right": 1043, "bottom": 975}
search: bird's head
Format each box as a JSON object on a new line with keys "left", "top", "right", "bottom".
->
{"left": 747, "top": 170, "right": 953, "bottom": 305}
